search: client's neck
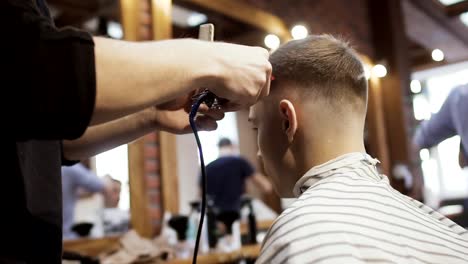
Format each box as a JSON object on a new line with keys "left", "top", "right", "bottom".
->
{"left": 294, "top": 123, "right": 366, "bottom": 175}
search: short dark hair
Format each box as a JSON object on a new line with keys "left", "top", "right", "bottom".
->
{"left": 218, "top": 138, "right": 232, "bottom": 148}
{"left": 270, "top": 34, "right": 367, "bottom": 107}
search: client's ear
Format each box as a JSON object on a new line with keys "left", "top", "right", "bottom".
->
{"left": 279, "top": 100, "right": 297, "bottom": 143}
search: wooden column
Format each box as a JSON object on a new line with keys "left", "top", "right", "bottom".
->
{"left": 120, "top": 0, "right": 140, "bottom": 41}
{"left": 365, "top": 73, "right": 391, "bottom": 175}
{"left": 368, "top": 0, "right": 412, "bottom": 189}
{"left": 121, "top": 0, "right": 154, "bottom": 237}
{"left": 151, "top": 0, "right": 179, "bottom": 214}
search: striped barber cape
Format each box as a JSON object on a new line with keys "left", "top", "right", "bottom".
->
{"left": 257, "top": 152, "right": 468, "bottom": 264}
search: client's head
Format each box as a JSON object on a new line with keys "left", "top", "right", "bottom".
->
{"left": 249, "top": 34, "right": 368, "bottom": 197}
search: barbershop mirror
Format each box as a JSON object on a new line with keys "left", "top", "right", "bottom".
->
{"left": 61, "top": 0, "right": 283, "bottom": 244}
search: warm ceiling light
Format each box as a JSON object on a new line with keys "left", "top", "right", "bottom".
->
{"left": 438, "top": 0, "right": 465, "bottom": 6}
{"left": 419, "top": 149, "right": 430, "bottom": 161}
{"left": 372, "top": 64, "right": 387, "bottom": 78}
{"left": 431, "top": 49, "right": 444, "bottom": 62}
{"left": 107, "top": 21, "right": 123, "bottom": 39}
{"left": 187, "top": 13, "right": 208, "bottom": 27}
{"left": 291, "top": 25, "right": 308, "bottom": 40}
{"left": 460, "top": 12, "right": 468, "bottom": 26}
{"left": 264, "top": 34, "right": 280, "bottom": 50}
{"left": 410, "top": 80, "right": 422, "bottom": 93}
{"left": 172, "top": 5, "right": 207, "bottom": 27}
{"left": 363, "top": 64, "right": 371, "bottom": 80}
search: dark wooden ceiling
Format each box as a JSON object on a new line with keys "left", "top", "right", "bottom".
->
{"left": 48, "top": 0, "right": 468, "bottom": 70}
{"left": 404, "top": 0, "right": 468, "bottom": 70}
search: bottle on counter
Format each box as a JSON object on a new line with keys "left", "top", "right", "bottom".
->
{"left": 206, "top": 196, "right": 219, "bottom": 250}
{"left": 216, "top": 210, "right": 241, "bottom": 253}
{"left": 168, "top": 215, "right": 190, "bottom": 259}
{"left": 186, "top": 200, "right": 209, "bottom": 254}
{"left": 240, "top": 196, "right": 258, "bottom": 245}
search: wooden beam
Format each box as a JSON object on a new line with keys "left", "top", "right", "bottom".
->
{"left": 404, "top": 0, "right": 468, "bottom": 64}
{"left": 152, "top": 0, "right": 173, "bottom": 40}
{"left": 407, "top": 0, "right": 468, "bottom": 47}
{"left": 361, "top": 56, "right": 391, "bottom": 176}
{"left": 121, "top": 0, "right": 154, "bottom": 238}
{"left": 158, "top": 132, "right": 180, "bottom": 214}
{"left": 178, "top": 0, "right": 291, "bottom": 40}
{"left": 128, "top": 139, "right": 154, "bottom": 237}
{"left": 151, "top": 0, "right": 180, "bottom": 214}
{"left": 412, "top": 56, "right": 468, "bottom": 72}
{"left": 120, "top": 0, "right": 141, "bottom": 41}
{"left": 446, "top": 0, "right": 468, "bottom": 16}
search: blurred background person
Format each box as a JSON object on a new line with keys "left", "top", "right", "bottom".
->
{"left": 61, "top": 163, "right": 110, "bottom": 239}
{"left": 413, "top": 85, "right": 468, "bottom": 166}
{"left": 103, "top": 176, "right": 122, "bottom": 208}
{"left": 413, "top": 84, "right": 468, "bottom": 227}
{"left": 102, "top": 176, "right": 131, "bottom": 236}
{"left": 201, "top": 138, "right": 272, "bottom": 213}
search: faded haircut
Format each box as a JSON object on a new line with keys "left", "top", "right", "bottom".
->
{"left": 269, "top": 34, "right": 367, "bottom": 108}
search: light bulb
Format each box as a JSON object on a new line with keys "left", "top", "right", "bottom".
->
{"left": 372, "top": 64, "right": 387, "bottom": 78}
{"left": 291, "top": 25, "right": 308, "bottom": 40}
{"left": 431, "top": 49, "right": 444, "bottom": 62}
{"left": 410, "top": 80, "right": 422, "bottom": 93}
{"left": 419, "top": 149, "right": 430, "bottom": 161}
{"left": 264, "top": 34, "right": 280, "bottom": 50}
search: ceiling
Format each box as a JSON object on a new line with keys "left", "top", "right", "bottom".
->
{"left": 47, "top": 0, "right": 468, "bottom": 71}
{"left": 404, "top": 0, "right": 468, "bottom": 70}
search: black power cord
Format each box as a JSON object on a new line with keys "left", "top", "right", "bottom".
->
{"left": 189, "top": 90, "right": 218, "bottom": 264}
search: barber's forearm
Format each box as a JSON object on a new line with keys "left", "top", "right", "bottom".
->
{"left": 63, "top": 108, "right": 157, "bottom": 160}
{"left": 91, "top": 37, "right": 211, "bottom": 125}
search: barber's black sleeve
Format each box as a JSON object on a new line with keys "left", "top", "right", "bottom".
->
{"left": 1, "top": 0, "right": 96, "bottom": 141}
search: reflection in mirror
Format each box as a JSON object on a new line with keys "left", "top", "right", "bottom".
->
{"left": 198, "top": 112, "right": 240, "bottom": 164}
{"left": 175, "top": 111, "right": 278, "bottom": 219}
{"left": 95, "top": 144, "right": 130, "bottom": 211}
{"left": 96, "top": 144, "right": 131, "bottom": 237}
{"left": 67, "top": 145, "right": 130, "bottom": 240}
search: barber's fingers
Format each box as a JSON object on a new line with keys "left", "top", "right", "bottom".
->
{"left": 195, "top": 115, "right": 218, "bottom": 131}
{"left": 218, "top": 102, "right": 241, "bottom": 112}
{"left": 198, "top": 108, "right": 225, "bottom": 120}
{"left": 205, "top": 44, "right": 271, "bottom": 109}
{"left": 257, "top": 61, "right": 272, "bottom": 102}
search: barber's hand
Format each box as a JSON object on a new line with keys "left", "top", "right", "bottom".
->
{"left": 199, "top": 42, "right": 272, "bottom": 110}
{"left": 152, "top": 97, "right": 225, "bottom": 134}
